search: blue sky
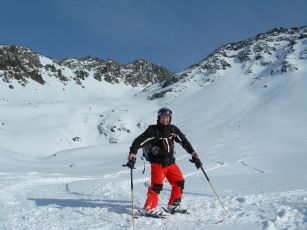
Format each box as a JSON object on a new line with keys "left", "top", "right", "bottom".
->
{"left": 1, "top": 0, "right": 306, "bottom": 72}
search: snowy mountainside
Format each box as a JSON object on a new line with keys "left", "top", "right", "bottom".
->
{"left": 0, "top": 27, "right": 307, "bottom": 229}
{"left": 148, "top": 26, "right": 307, "bottom": 100}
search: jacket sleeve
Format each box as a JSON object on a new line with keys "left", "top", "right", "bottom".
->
{"left": 173, "top": 126, "right": 195, "bottom": 154}
{"left": 129, "top": 125, "right": 156, "bottom": 154}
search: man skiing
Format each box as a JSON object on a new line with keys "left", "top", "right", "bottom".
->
{"left": 127, "top": 107, "right": 200, "bottom": 215}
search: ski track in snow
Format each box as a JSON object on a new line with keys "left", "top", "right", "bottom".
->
{"left": 238, "top": 156, "right": 265, "bottom": 174}
{"left": 214, "top": 111, "right": 266, "bottom": 175}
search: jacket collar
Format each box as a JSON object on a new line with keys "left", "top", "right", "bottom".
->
{"left": 157, "top": 122, "right": 171, "bottom": 132}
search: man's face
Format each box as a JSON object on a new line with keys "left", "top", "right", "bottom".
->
{"left": 159, "top": 115, "right": 170, "bottom": 125}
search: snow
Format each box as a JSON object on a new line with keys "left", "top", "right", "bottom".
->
{"left": 39, "top": 55, "right": 55, "bottom": 66}
{"left": 1, "top": 40, "right": 307, "bottom": 229}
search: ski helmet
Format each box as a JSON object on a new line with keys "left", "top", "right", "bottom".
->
{"left": 157, "top": 107, "right": 172, "bottom": 123}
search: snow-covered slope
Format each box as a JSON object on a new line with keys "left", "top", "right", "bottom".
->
{"left": 0, "top": 27, "right": 307, "bottom": 229}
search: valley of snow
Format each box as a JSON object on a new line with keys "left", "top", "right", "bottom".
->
{"left": 1, "top": 32, "right": 307, "bottom": 229}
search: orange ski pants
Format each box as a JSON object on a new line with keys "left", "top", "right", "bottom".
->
{"left": 143, "top": 163, "right": 184, "bottom": 210}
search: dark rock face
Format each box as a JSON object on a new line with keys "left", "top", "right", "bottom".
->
{"left": 0, "top": 45, "right": 43, "bottom": 86}
{"left": 149, "top": 88, "right": 173, "bottom": 100}
{"left": 0, "top": 46, "right": 173, "bottom": 88}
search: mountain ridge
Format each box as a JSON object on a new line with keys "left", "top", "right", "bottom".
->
{"left": 1, "top": 26, "right": 306, "bottom": 102}
{"left": 148, "top": 26, "right": 307, "bottom": 100}
{"left": 0, "top": 45, "right": 173, "bottom": 89}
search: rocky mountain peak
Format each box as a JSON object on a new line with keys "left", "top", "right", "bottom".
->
{"left": 187, "top": 26, "right": 307, "bottom": 77}
{"left": 0, "top": 45, "right": 46, "bottom": 87}
{"left": 0, "top": 46, "right": 173, "bottom": 89}
{"left": 149, "top": 26, "right": 307, "bottom": 100}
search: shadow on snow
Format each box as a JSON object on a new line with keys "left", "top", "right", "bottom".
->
{"left": 28, "top": 197, "right": 140, "bottom": 215}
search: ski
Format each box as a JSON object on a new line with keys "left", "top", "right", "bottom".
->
{"left": 136, "top": 209, "right": 167, "bottom": 219}
{"left": 161, "top": 207, "right": 190, "bottom": 215}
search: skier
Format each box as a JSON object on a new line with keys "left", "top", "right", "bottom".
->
{"left": 127, "top": 107, "right": 200, "bottom": 215}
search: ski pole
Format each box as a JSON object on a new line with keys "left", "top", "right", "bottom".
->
{"left": 200, "top": 165, "right": 227, "bottom": 212}
{"left": 190, "top": 157, "right": 227, "bottom": 212}
{"left": 123, "top": 160, "right": 136, "bottom": 230}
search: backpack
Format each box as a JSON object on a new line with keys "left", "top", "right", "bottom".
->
{"left": 141, "top": 128, "right": 159, "bottom": 174}
{"left": 142, "top": 144, "right": 160, "bottom": 162}
{"left": 141, "top": 144, "right": 159, "bottom": 174}
{"left": 142, "top": 126, "right": 160, "bottom": 161}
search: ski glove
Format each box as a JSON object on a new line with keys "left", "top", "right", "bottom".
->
{"left": 128, "top": 153, "right": 136, "bottom": 161}
{"left": 124, "top": 153, "right": 136, "bottom": 169}
{"left": 127, "top": 159, "right": 136, "bottom": 169}
{"left": 191, "top": 152, "right": 199, "bottom": 158}
{"left": 123, "top": 159, "right": 136, "bottom": 169}
{"left": 189, "top": 156, "right": 202, "bottom": 169}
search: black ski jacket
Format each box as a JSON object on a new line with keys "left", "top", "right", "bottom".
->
{"left": 130, "top": 123, "right": 195, "bottom": 167}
